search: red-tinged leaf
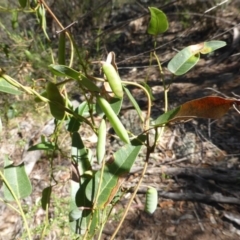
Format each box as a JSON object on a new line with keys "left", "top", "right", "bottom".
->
{"left": 154, "top": 96, "right": 240, "bottom": 126}
{"left": 175, "top": 96, "right": 239, "bottom": 119}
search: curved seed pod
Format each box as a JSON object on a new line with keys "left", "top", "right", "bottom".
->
{"left": 97, "top": 119, "right": 106, "bottom": 164}
{"left": 97, "top": 96, "right": 130, "bottom": 144}
{"left": 102, "top": 62, "right": 123, "bottom": 98}
{"left": 145, "top": 187, "right": 158, "bottom": 214}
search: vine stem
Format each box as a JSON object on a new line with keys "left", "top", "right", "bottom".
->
{"left": 121, "top": 80, "right": 151, "bottom": 131}
{"left": 110, "top": 156, "right": 149, "bottom": 240}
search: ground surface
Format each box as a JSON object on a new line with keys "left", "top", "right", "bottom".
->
{"left": 0, "top": 0, "right": 240, "bottom": 239}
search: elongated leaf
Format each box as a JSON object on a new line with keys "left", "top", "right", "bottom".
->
{"left": 41, "top": 186, "right": 52, "bottom": 210}
{"left": 0, "top": 77, "right": 22, "bottom": 95}
{"left": 147, "top": 7, "right": 168, "bottom": 35}
{"left": 58, "top": 32, "right": 66, "bottom": 65}
{"left": 72, "top": 132, "right": 91, "bottom": 174}
{"left": 86, "top": 137, "right": 144, "bottom": 208}
{"left": 200, "top": 41, "right": 226, "bottom": 54}
{"left": 28, "top": 141, "right": 56, "bottom": 151}
{"left": 49, "top": 64, "right": 80, "bottom": 79}
{"left": 46, "top": 82, "right": 65, "bottom": 120}
{"left": 168, "top": 47, "right": 200, "bottom": 75}
{"left": 154, "top": 96, "right": 240, "bottom": 126}
{"left": 3, "top": 156, "right": 32, "bottom": 201}
{"left": 0, "top": 117, "right": 2, "bottom": 133}
{"left": 168, "top": 41, "right": 226, "bottom": 76}
{"left": 79, "top": 74, "right": 100, "bottom": 92}
{"left": 124, "top": 87, "right": 143, "bottom": 122}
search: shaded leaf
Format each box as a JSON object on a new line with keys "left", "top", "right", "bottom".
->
{"left": 18, "top": 0, "right": 27, "bottom": 8}
{"left": 72, "top": 132, "right": 91, "bottom": 175}
{"left": 46, "top": 82, "right": 65, "bottom": 120}
{"left": 41, "top": 186, "right": 52, "bottom": 210}
{"left": 79, "top": 74, "right": 100, "bottom": 92}
{"left": 58, "top": 32, "right": 66, "bottom": 65}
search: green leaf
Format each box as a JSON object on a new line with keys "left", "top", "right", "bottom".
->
{"left": 97, "top": 119, "right": 106, "bottom": 164}
{"left": 153, "top": 107, "right": 180, "bottom": 127}
{"left": 200, "top": 41, "right": 226, "bottom": 54}
{"left": 28, "top": 141, "right": 56, "bottom": 151}
{"left": 168, "top": 47, "right": 200, "bottom": 75}
{"left": 124, "top": 87, "right": 143, "bottom": 122}
{"left": 67, "top": 101, "right": 95, "bottom": 132}
{"left": 72, "top": 132, "right": 91, "bottom": 174}
{"left": 79, "top": 74, "right": 100, "bottom": 92}
{"left": 3, "top": 156, "right": 32, "bottom": 201}
{"left": 34, "top": 90, "right": 48, "bottom": 102}
{"left": 0, "top": 117, "right": 2, "bottom": 133}
{"left": 49, "top": 64, "right": 80, "bottom": 79}
{"left": 147, "top": 7, "right": 168, "bottom": 36}
{"left": 18, "top": 0, "right": 27, "bottom": 8}
{"left": 86, "top": 137, "right": 144, "bottom": 208}
{"left": 41, "top": 186, "right": 52, "bottom": 210}
{"left": 0, "top": 77, "right": 22, "bottom": 95}
{"left": 46, "top": 82, "right": 65, "bottom": 120}
{"left": 58, "top": 32, "right": 66, "bottom": 65}
{"left": 168, "top": 41, "right": 226, "bottom": 76}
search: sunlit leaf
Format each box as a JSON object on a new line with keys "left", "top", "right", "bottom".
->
{"left": 147, "top": 7, "right": 168, "bottom": 35}
{"left": 154, "top": 96, "right": 240, "bottom": 126}
{"left": 28, "top": 141, "right": 56, "bottom": 151}
{"left": 200, "top": 41, "right": 226, "bottom": 54}
{"left": 86, "top": 137, "right": 144, "bottom": 208}
{"left": 168, "top": 41, "right": 226, "bottom": 76}
{"left": 72, "top": 132, "right": 91, "bottom": 174}
{"left": 167, "top": 47, "right": 200, "bottom": 75}
{"left": 3, "top": 156, "right": 32, "bottom": 201}
{"left": 49, "top": 64, "right": 80, "bottom": 79}
{"left": 0, "top": 77, "right": 22, "bottom": 95}
{"left": 124, "top": 87, "right": 143, "bottom": 122}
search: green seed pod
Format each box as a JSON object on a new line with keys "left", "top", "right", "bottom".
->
{"left": 102, "top": 62, "right": 123, "bottom": 98}
{"left": 97, "top": 96, "right": 130, "bottom": 144}
{"left": 97, "top": 119, "right": 106, "bottom": 164}
{"left": 145, "top": 187, "right": 158, "bottom": 214}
